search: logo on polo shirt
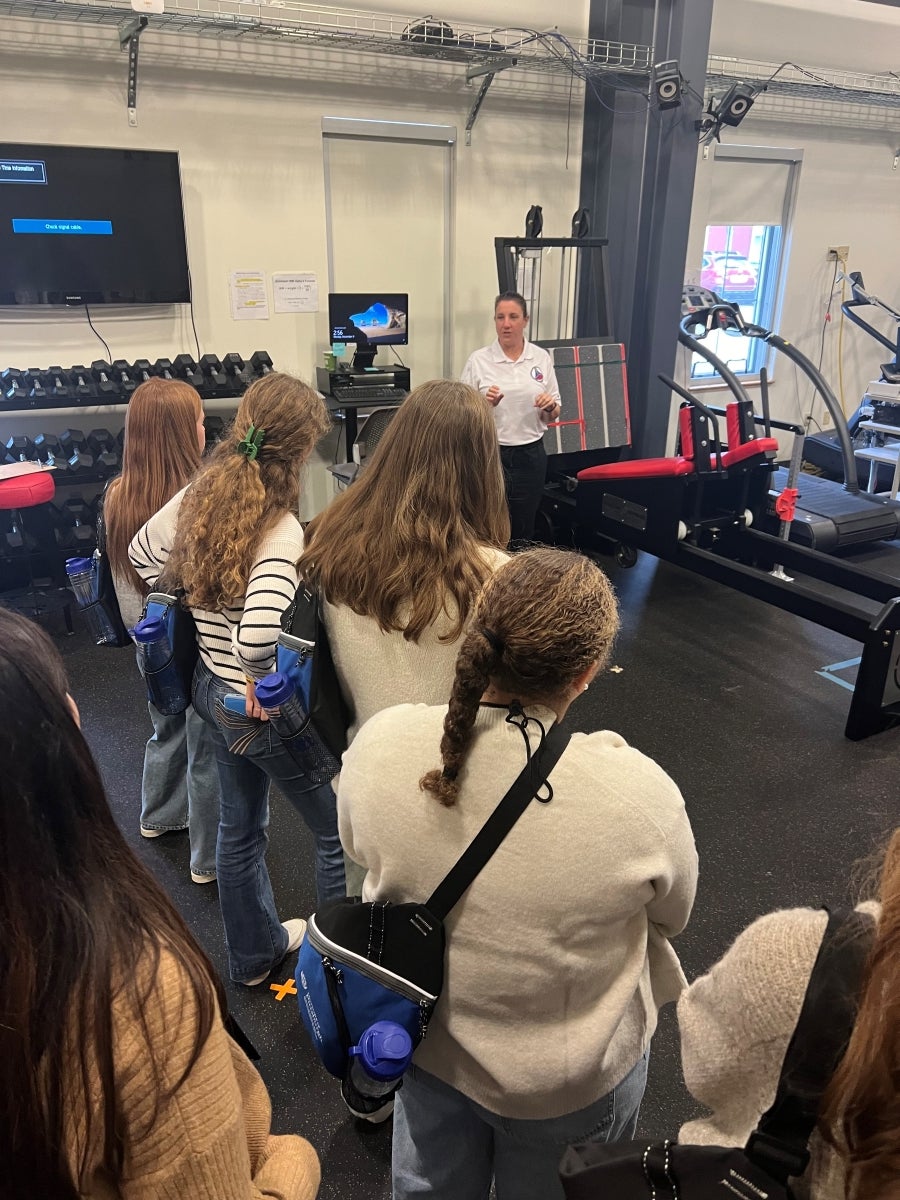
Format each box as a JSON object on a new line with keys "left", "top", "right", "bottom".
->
{"left": 531, "top": 367, "right": 544, "bottom": 382}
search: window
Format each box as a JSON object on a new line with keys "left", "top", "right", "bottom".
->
{"left": 689, "top": 146, "right": 803, "bottom": 382}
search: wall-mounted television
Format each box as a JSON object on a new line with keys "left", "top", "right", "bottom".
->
{"left": 0, "top": 143, "right": 190, "bottom": 306}
{"left": 328, "top": 292, "right": 409, "bottom": 346}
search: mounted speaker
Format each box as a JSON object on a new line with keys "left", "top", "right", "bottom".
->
{"left": 716, "top": 81, "right": 757, "bottom": 126}
{"left": 653, "top": 60, "right": 683, "bottom": 109}
{"left": 525, "top": 205, "right": 543, "bottom": 238}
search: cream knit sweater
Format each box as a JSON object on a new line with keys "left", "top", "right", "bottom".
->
{"left": 322, "top": 547, "right": 508, "bottom": 742}
{"left": 70, "top": 947, "right": 320, "bottom": 1199}
{"left": 339, "top": 701, "right": 698, "bottom": 1121}
{"left": 679, "top": 905, "right": 879, "bottom": 1200}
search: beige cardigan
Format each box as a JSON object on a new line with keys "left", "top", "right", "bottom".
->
{"left": 679, "top": 904, "right": 879, "bottom": 1200}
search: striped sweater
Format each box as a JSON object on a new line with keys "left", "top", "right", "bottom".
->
{"left": 129, "top": 486, "right": 302, "bottom": 692}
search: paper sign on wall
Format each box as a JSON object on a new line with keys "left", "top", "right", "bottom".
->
{"left": 273, "top": 272, "right": 318, "bottom": 314}
{"left": 229, "top": 269, "right": 269, "bottom": 321}
{"left": 131, "top": 0, "right": 164, "bottom": 12}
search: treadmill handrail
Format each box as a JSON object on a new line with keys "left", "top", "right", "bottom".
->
{"left": 678, "top": 306, "right": 859, "bottom": 494}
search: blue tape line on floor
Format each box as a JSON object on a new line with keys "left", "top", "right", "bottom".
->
{"left": 816, "top": 656, "right": 862, "bottom": 693}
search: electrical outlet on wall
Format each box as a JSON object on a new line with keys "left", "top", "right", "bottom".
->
{"left": 828, "top": 245, "right": 850, "bottom": 262}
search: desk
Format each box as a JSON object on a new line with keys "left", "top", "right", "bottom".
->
{"left": 316, "top": 366, "right": 410, "bottom": 459}
{"left": 856, "top": 420, "right": 900, "bottom": 499}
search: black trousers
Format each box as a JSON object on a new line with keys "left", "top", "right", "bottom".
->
{"left": 499, "top": 439, "right": 547, "bottom": 545}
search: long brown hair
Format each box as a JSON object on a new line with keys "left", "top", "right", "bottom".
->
{"left": 420, "top": 547, "right": 618, "bottom": 805}
{"left": 0, "top": 608, "right": 226, "bottom": 1198}
{"left": 819, "top": 828, "right": 900, "bottom": 1196}
{"left": 298, "top": 380, "right": 509, "bottom": 642}
{"left": 165, "top": 372, "right": 330, "bottom": 611}
{"left": 104, "top": 378, "right": 204, "bottom": 596}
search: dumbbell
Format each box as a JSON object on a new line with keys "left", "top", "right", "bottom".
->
{"left": 111, "top": 359, "right": 138, "bottom": 397}
{"left": 59, "top": 428, "right": 93, "bottom": 473}
{"left": 45, "top": 366, "right": 72, "bottom": 401}
{"left": 222, "top": 352, "right": 252, "bottom": 389}
{"left": 4, "top": 434, "right": 35, "bottom": 464}
{"left": 132, "top": 358, "right": 155, "bottom": 385}
{"left": 57, "top": 498, "right": 97, "bottom": 550}
{"left": 86, "top": 429, "right": 120, "bottom": 476}
{"left": 34, "top": 432, "right": 61, "bottom": 464}
{"left": 250, "top": 350, "right": 274, "bottom": 377}
{"left": 200, "top": 353, "right": 228, "bottom": 392}
{"left": 202, "top": 415, "right": 225, "bottom": 453}
{"left": 91, "top": 360, "right": 119, "bottom": 397}
{"left": 173, "top": 354, "right": 204, "bottom": 390}
{"left": 2, "top": 367, "right": 26, "bottom": 403}
{"left": 3, "top": 513, "right": 30, "bottom": 553}
{"left": 69, "top": 365, "right": 96, "bottom": 400}
{"left": 24, "top": 369, "right": 48, "bottom": 403}
{"left": 154, "top": 357, "right": 175, "bottom": 380}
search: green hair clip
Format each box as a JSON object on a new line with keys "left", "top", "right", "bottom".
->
{"left": 236, "top": 423, "right": 266, "bottom": 461}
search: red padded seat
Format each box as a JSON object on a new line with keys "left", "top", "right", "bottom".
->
{"left": 0, "top": 470, "right": 55, "bottom": 509}
{"left": 577, "top": 456, "right": 695, "bottom": 481}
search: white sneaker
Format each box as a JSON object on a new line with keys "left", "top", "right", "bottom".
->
{"left": 241, "top": 919, "right": 307, "bottom": 987}
{"left": 190, "top": 870, "right": 217, "bottom": 885}
{"left": 140, "top": 825, "right": 166, "bottom": 839}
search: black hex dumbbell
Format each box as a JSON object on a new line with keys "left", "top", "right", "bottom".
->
{"left": 203, "top": 415, "right": 225, "bottom": 453}
{"left": 154, "top": 357, "right": 176, "bottom": 380}
{"left": 250, "top": 350, "right": 274, "bottom": 378}
{"left": 4, "top": 434, "right": 35, "bottom": 464}
{"left": 59, "top": 428, "right": 93, "bottom": 473}
{"left": 111, "top": 359, "right": 138, "bottom": 397}
{"left": 59, "top": 498, "right": 97, "bottom": 550}
{"left": 2, "top": 367, "right": 26, "bottom": 403}
{"left": 69, "top": 365, "right": 96, "bottom": 400}
{"left": 223, "top": 352, "right": 252, "bottom": 389}
{"left": 24, "top": 369, "right": 48, "bottom": 404}
{"left": 45, "top": 366, "right": 72, "bottom": 401}
{"left": 132, "top": 358, "right": 155, "bottom": 385}
{"left": 200, "top": 353, "right": 228, "bottom": 393}
{"left": 3, "top": 513, "right": 31, "bottom": 553}
{"left": 91, "top": 361, "right": 119, "bottom": 397}
{"left": 173, "top": 354, "right": 204, "bottom": 390}
{"left": 87, "top": 429, "right": 120, "bottom": 477}
{"left": 34, "top": 432, "right": 61, "bottom": 464}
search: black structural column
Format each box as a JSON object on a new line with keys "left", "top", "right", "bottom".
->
{"left": 578, "top": 0, "right": 713, "bottom": 457}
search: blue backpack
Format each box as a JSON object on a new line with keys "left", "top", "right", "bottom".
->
{"left": 296, "top": 718, "right": 570, "bottom": 1114}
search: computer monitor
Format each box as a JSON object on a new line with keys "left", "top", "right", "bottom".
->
{"left": 328, "top": 292, "right": 408, "bottom": 352}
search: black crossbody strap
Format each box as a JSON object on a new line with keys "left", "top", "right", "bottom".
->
{"left": 425, "top": 720, "right": 570, "bottom": 922}
{"left": 744, "top": 907, "right": 873, "bottom": 1183}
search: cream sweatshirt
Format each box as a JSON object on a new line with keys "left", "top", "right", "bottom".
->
{"left": 338, "top": 701, "right": 698, "bottom": 1121}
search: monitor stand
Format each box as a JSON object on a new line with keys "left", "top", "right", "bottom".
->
{"left": 352, "top": 343, "right": 377, "bottom": 370}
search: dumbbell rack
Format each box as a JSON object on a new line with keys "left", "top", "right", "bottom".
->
{"left": 0, "top": 351, "right": 274, "bottom": 596}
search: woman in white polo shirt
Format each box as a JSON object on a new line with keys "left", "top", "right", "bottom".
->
{"left": 461, "top": 291, "right": 561, "bottom": 543}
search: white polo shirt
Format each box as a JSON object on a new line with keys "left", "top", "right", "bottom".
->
{"left": 461, "top": 338, "right": 560, "bottom": 447}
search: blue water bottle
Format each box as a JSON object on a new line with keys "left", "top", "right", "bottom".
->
{"left": 344, "top": 1021, "right": 413, "bottom": 1123}
{"left": 254, "top": 670, "right": 309, "bottom": 738}
{"left": 132, "top": 614, "right": 185, "bottom": 714}
{"left": 65, "top": 555, "right": 118, "bottom": 645}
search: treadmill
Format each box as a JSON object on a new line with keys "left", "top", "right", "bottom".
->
{"left": 679, "top": 295, "right": 900, "bottom": 552}
{"left": 804, "top": 271, "right": 900, "bottom": 484}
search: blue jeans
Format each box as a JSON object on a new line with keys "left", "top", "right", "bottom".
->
{"left": 192, "top": 658, "right": 346, "bottom": 982}
{"left": 392, "top": 1053, "right": 648, "bottom": 1200}
{"left": 139, "top": 653, "right": 220, "bottom": 878}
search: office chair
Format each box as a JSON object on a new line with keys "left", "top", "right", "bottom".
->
{"left": 329, "top": 407, "right": 398, "bottom": 489}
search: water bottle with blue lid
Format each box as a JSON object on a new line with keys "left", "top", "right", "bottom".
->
{"left": 254, "top": 669, "right": 310, "bottom": 739}
{"left": 348, "top": 1020, "right": 414, "bottom": 1102}
{"left": 65, "top": 555, "right": 118, "bottom": 645}
{"left": 132, "top": 613, "right": 184, "bottom": 714}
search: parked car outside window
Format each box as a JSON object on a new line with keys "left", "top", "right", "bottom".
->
{"left": 700, "top": 251, "right": 757, "bottom": 299}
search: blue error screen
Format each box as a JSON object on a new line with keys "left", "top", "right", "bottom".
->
{"left": 12, "top": 218, "right": 113, "bottom": 235}
{"left": 0, "top": 159, "right": 47, "bottom": 184}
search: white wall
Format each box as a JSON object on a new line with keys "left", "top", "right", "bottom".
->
{"left": 688, "top": 0, "right": 900, "bottom": 438}
{"left": 0, "top": 3, "right": 587, "bottom": 510}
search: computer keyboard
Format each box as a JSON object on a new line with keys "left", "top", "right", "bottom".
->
{"left": 331, "top": 385, "right": 407, "bottom": 403}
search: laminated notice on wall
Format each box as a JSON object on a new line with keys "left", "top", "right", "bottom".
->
{"left": 273, "top": 272, "right": 318, "bottom": 314}
{"left": 131, "top": 0, "right": 164, "bottom": 12}
{"left": 229, "top": 270, "right": 270, "bottom": 321}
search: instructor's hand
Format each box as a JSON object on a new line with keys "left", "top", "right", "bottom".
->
{"left": 535, "top": 392, "right": 561, "bottom": 421}
{"left": 484, "top": 385, "right": 504, "bottom": 407}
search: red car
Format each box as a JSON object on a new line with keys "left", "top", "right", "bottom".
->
{"left": 701, "top": 251, "right": 757, "bottom": 299}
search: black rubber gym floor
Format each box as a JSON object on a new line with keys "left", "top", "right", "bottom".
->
{"left": 44, "top": 551, "right": 899, "bottom": 1199}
